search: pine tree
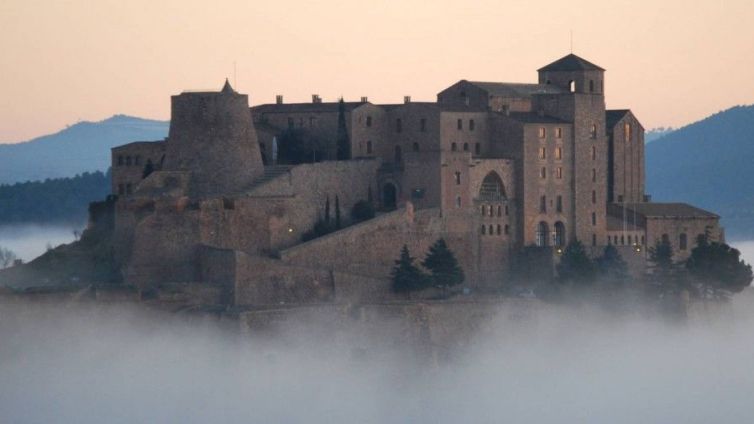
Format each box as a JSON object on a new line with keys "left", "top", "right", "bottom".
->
{"left": 391, "top": 245, "right": 427, "bottom": 293}
{"left": 324, "top": 196, "right": 331, "bottom": 225}
{"left": 556, "top": 240, "right": 596, "bottom": 285}
{"left": 336, "top": 98, "right": 351, "bottom": 160}
{"left": 422, "top": 238, "right": 465, "bottom": 289}
{"left": 686, "top": 234, "right": 753, "bottom": 295}
{"left": 596, "top": 244, "right": 630, "bottom": 286}
{"left": 335, "top": 195, "right": 341, "bottom": 229}
{"left": 648, "top": 238, "right": 680, "bottom": 289}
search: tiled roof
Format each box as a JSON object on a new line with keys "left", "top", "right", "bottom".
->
{"left": 606, "top": 110, "right": 631, "bottom": 129}
{"left": 537, "top": 54, "right": 605, "bottom": 72}
{"left": 506, "top": 112, "right": 570, "bottom": 124}
{"left": 112, "top": 140, "right": 165, "bottom": 150}
{"left": 622, "top": 202, "right": 719, "bottom": 219}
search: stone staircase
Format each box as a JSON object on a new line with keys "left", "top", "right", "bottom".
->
{"left": 246, "top": 165, "right": 294, "bottom": 192}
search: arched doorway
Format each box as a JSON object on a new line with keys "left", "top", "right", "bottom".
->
{"left": 536, "top": 221, "right": 549, "bottom": 247}
{"left": 383, "top": 183, "right": 397, "bottom": 211}
{"left": 478, "top": 172, "right": 506, "bottom": 200}
{"left": 554, "top": 221, "right": 565, "bottom": 247}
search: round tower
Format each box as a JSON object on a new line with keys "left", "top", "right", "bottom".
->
{"left": 163, "top": 79, "right": 264, "bottom": 196}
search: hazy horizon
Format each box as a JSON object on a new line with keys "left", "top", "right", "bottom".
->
{"left": 2, "top": 0, "right": 754, "bottom": 143}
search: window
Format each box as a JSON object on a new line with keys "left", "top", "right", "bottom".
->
{"left": 536, "top": 222, "right": 549, "bottom": 246}
{"left": 117, "top": 155, "right": 123, "bottom": 166}
{"left": 589, "top": 80, "right": 594, "bottom": 93}
{"left": 479, "top": 172, "right": 506, "bottom": 200}
{"left": 504, "top": 224, "right": 509, "bottom": 235}
{"left": 641, "top": 235, "right": 646, "bottom": 244}
{"left": 475, "top": 143, "right": 481, "bottom": 155}
{"left": 540, "top": 167, "right": 547, "bottom": 179}
{"left": 569, "top": 80, "right": 575, "bottom": 92}
{"left": 287, "top": 117, "right": 294, "bottom": 129}
{"left": 554, "top": 222, "right": 565, "bottom": 247}
{"left": 617, "top": 195, "right": 624, "bottom": 202}
{"left": 540, "top": 196, "right": 547, "bottom": 213}
{"left": 412, "top": 142, "right": 419, "bottom": 152}
{"left": 628, "top": 235, "right": 632, "bottom": 245}
{"left": 366, "top": 141, "right": 373, "bottom": 154}
{"left": 396, "top": 118, "right": 402, "bottom": 133}
{"left": 539, "top": 147, "right": 546, "bottom": 160}
{"left": 592, "top": 190, "right": 596, "bottom": 204}
{"left": 621, "top": 235, "right": 625, "bottom": 245}
{"left": 590, "top": 124, "right": 598, "bottom": 139}
{"left": 538, "top": 127, "right": 546, "bottom": 138}
{"left": 556, "top": 167, "right": 562, "bottom": 179}
{"left": 481, "top": 205, "right": 486, "bottom": 215}
{"left": 456, "top": 196, "right": 462, "bottom": 208}
{"left": 451, "top": 142, "right": 457, "bottom": 151}
{"left": 556, "top": 195, "right": 563, "bottom": 213}
{"left": 457, "top": 119, "right": 463, "bottom": 130}
{"left": 624, "top": 122, "right": 631, "bottom": 143}
{"left": 488, "top": 205, "right": 493, "bottom": 217}
{"left": 489, "top": 225, "right": 494, "bottom": 235}
{"left": 125, "top": 156, "right": 132, "bottom": 166}
{"left": 592, "top": 168, "right": 597, "bottom": 182}
{"left": 591, "top": 212, "right": 596, "bottom": 226}
{"left": 481, "top": 225, "right": 486, "bottom": 235}
{"left": 366, "top": 116, "right": 372, "bottom": 127}
{"left": 556, "top": 128, "right": 562, "bottom": 138}
{"left": 420, "top": 118, "right": 426, "bottom": 132}
{"left": 592, "top": 233, "right": 597, "bottom": 246}
{"left": 497, "top": 205, "right": 502, "bottom": 217}
{"left": 469, "top": 119, "right": 475, "bottom": 131}
{"left": 454, "top": 171, "right": 461, "bottom": 185}
{"left": 505, "top": 205, "right": 509, "bottom": 216}
{"left": 680, "top": 233, "right": 688, "bottom": 250}
{"left": 591, "top": 145, "right": 596, "bottom": 160}
{"left": 497, "top": 225, "right": 501, "bottom": 235}
{"left": 555, "top": 147, "right": 562, "bottom": 160}
{"left": 463, "top": 143, "right": 469, "bottom": 151}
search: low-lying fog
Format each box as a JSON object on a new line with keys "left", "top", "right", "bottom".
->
{"left": 2, "top": 295, "right": 754, "bottom": 423}
{"left": 0, "top": 224, "right": 80, "bottom": 262}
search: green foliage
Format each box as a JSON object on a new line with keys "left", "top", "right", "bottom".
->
{"left": 686, "top": 235, "right": 753, "bottom": 294}
{"left": 596, "top": 244, "right": 630, "bottom": 286}
{"left": 336, "top": 99, "right": 351, "bottom": 160}
{"left": 0, "top": 170, "right": 111, "bottom": 225}
{"left": 422, "top": 238, "right": 464, "bottom": 288}
{"left": 391, "top": 245, "right": 428, "bottom": 293}
{"left": 351, "top": 200, "right": 375, "bottom": 223}
{"left": 647, "top": 238, "right": 687, "bottom": 292}
{"left": 556, "top": 240, "right": 596, "bottom": 285}
{"left": 0, "top": 246, "right": 17, "bottom": 269}
{"left": 276, "top": 128, "right": 327, "bottom": 164}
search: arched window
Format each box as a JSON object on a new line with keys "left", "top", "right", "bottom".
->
{"left": 554, "top": 221, "right": 565, "bottom": 247}
{"left": 488, "top": 225, "right": 494, "bottom": 235}
{"left": 394, "top": 145, "right": 402, "bottom": 163}
{"left": 488, "top": 205, "right": 493, "bottom": 217}
{"left": 569, "top": 80, "right": 575, "bottom": 92}
{"left": 451, "top": 142, "right": 457, "bottom": 151}
{"left": 536, "top": 221, "right": 549, "bottom": 247}
{"left": 366, "top": 141, "right": 373, "bottom": 154}
{"left": 590, "top": 124, "right": 598, "bottom": 139}
{"left": 497, "top": 205, "right": 502, "bottom": 217}
{"left": 463, "top": 143, "right": 469, "bottom": 151}
{"left": 481, "top": 205, "right": 486, "bottom": 215}
{"left": 679, "top": 233, "right": 688, "bottom": 250}
{"left": 481, "top": 225, "right": 486, "bottom": 235}
{"left": 497, "top": 225, "right": 502, "bottom": 235}
{"left": 478, "top": 172, "right": 506, "bottom": 200}
{"left": 504, "top": 224, "right": 509, "bottom": 235}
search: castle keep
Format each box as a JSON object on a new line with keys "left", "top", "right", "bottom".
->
{"left": 110, "top": 54, "right": 722, "bottom": 306}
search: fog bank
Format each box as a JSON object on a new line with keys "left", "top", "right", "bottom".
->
{"left": 2, "top": 296, "right": 754, "bottom": 423}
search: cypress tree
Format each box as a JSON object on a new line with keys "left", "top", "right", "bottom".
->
{"left": 557, "top": 240, "right": 596, "bottom": 285}
{"left": 422, "top": 238, "right": 465, "bottom": 289}
{"left": 336, "top": 98, "right": 351, "bottom": 160}
{"left": 335, "top": 195, "right": 341, "bottom": 229}
{"left": 324, "top": 196, "right": 331, "bottom": 225}
{"left": 686, "top": 234, "right": 753, "bottom": 295}
{"left": 391, "top": 245, "right": 427, "bottom": 293}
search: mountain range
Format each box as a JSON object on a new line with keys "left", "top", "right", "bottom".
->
{"left": 1, "top": 107, "right": 753, "bottom": 240}
{"left": 0, "top": 115, "right": 168, "bottom": 185}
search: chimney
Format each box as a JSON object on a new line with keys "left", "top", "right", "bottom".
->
{"left": 312, "top": 94, "right": 322, "bottom": 103}
{"left": 275, "top": 95, "right": 283, "bottom": 104}
{"left": 404, "top": 95, "right": 411, "bottom": 104}
{"left": 361, "top": 96, "right": 368, "bottom": 102}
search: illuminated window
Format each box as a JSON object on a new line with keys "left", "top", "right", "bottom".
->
{"left": 556, "top": 167, "right": 563, "bottom": 179}
{"left": 540, "top": 167, "right": 547, "bottom": 179}
{"left": 454, "top": 171, "right": 461, "bottom": 185}
{"left": 539, "top": 147, "right": 546, "bottom": 160}
{"left": 590, "top": 124, "right": 598, "bottom": 139}
{"left": 538, "top": 127, "right": 546, "bottom": 138}
{"left": 556, "top": 128, "right": 562, "bottom": 138}
{"left": 624, "top": 122, "right": 631, "bottom": 143}
{"left": 555, "top": 147, "right": 562, "bottom": 160}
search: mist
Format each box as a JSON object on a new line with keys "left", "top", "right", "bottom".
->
{"left": 2, "top": 295, "right": 754, "bottom": 423}
{"left": 0, "top": 224, "right": 80, "bottom": 262}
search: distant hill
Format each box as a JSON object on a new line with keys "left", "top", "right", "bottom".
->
{"left": 0, "top": 115, "right": 168, "bottom": 185}
{"left": 645, "top": 127, "right": 674, "bottom": 143}
{"left": 0, "top": 170, "right": 110, "bottom": 225}
{"left": 646, "top": 105, "right": 754, "bottom": 240}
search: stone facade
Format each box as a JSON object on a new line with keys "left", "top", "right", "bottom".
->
{"left": 108, "top": 54, "right": 722, "bottom": 307}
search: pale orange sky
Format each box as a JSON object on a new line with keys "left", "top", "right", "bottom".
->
{"left": 1, "top": 0, "right": 753, "bottom": 143}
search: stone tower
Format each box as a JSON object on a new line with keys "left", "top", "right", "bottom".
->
{"left": 163, "top": 80, "right": 264, "bottom": 196}
{"left": 536, "top": 54, "right": 607, "bottom": 247}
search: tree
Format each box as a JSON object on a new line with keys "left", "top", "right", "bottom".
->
{"left": 647, "top": 238, "right": 683, "bottom": 290}
{"left": 556, "top": 240, "right": 596, "bottom": 285}
{"left": 336, "top": 98, "right": 351, "bottom": 160}
{"left": 277, "top": 128, "right": 327, "bottom": 164}
{"left": 391, "top": 245, "right": 428, "bottom": 293}
{"left": 324, "top": 196, "right": 331, "bottom": 225}
{"left": 335, "top": 195, "right": 342, "bottom": 229}
{"left": 0, "top": 246, "right": 17, "bottom": 269}
{"left": 595, "top": 244, "right": 630, "bottom": 286}
{"left": 422, "top": 238, "right": 465, "bottom": 289}
{"left": 686, "top": 234, "right": 753, "bottom": 295}
{"left": 351, "top": 200, "right": 375, "bottom": 223}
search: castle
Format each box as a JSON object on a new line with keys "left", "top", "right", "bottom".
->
{"left": 109, "top": 54, "right": 722, "bottom": 306}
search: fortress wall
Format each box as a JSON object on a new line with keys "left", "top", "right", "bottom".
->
{"left": 111, "top": 141, "right": 166, "bottom": 195}
{"left": 234, "top": 254, "right": 333, "bottom": 306}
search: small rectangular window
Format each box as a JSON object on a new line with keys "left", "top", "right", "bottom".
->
{"left": 540, "top": 196, "right": 547, "bottom": 213}
{"left": 556, "top": 167, "right": 563, "bottom": 179}
{"left": 475, "top": 143, "right": 481, "bottom": 155}
{"left": 454, "top": 171, "right": 461, "bottom": 185}
{"left": 117, "top": 155, "right": 124, "bottom": 166}
{"left": 366, "top": 116, "right": 372, "bottom": 127}
{"left": 538, "top": 127, "right": 546, "bottom": 138}
{"left": 539, "top": 147, "right": 546, "bottom": 160}
{"left": 469, "top": 119, "right": 475, "bottom": 131}
{"left": 556, "top": 195, "right": 562, "bottom": 213}
{"left": 457, "top": 119, "right": 463, "bottom": 130}
{"left": 556, "top": 127, "right": 562, "bottom": 138}
{"left": 555, "top": 147, "right": 562, "bottom": 160}
{"left": 591, "top": 212, "right": 597, "bottom": 226}
{"left": 540, "top": 167, "right": 547, "bottom": 179}
{"left": 592, "top": 168, "right": 597, "bottom": 182}
{"left": 592, "top": 190, "right": 596, "bottom": 204}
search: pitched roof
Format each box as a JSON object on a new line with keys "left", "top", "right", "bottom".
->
{"left": 622, "top": 202, "right": 719, "bottom": 219}
{"left": 466, "top": 81, "right": 563, "bottom": 97}
{"left": 537, "top": 54, "right": 605, "bottom": 72}
{"left": 112, "top": 140, "right": 166, "bottom": 151}
{"left": 606, "top": 109, "right": 631, "bottom": 129}
{"left": 251, "top": 101, "right": 368, "bottom": 114}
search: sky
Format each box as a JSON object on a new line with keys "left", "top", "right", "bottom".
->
{"left": 1, "top": 0, "right": 753, "bottom": 143}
